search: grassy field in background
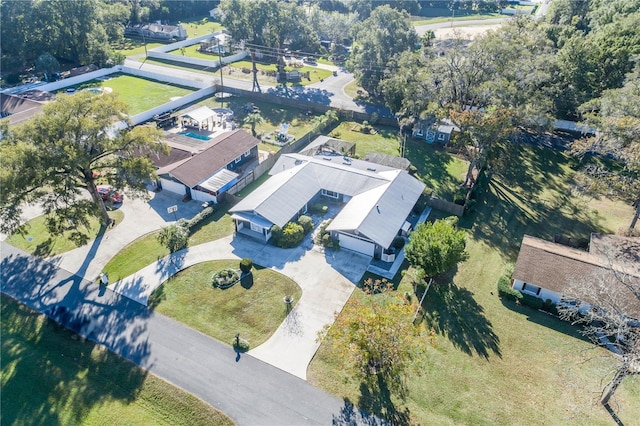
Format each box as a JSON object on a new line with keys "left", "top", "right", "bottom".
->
{"left": 99, "top": 75, "right": 195, "bottom": 115}
{"left": 149, "top": 260, "right": 302, "bottom": 349}
{"left": 1, "top": 295, "right": 234, "bottom": 426}
{"left": 329, "top": 121, "right": 468, "bottom": 200}
{"left": 308, "top": 144, "right": 639, "bottom": 425}
{"left": 6, "top": 210, "right": 124, "bottom": 257}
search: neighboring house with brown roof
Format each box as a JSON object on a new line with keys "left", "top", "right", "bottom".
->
{"left": 0, "top": 93, "right": 47, "bottom": 127}
{"left": 157, "top": 129, "right": 259, "bottom": 203}
{"left": 512, "top": 234, "right": 640, "bottom": 320}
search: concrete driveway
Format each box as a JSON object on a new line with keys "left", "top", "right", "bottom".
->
{"left": 110, "top": 233, "right": 370, "bottom": 380}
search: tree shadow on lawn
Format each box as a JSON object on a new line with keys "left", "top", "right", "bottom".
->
{"left": 499, "top": 298, "right": 591, "bottom": 345}
{"left": 459, "top": 174, "right": 611, "bottom": 261}
{"left": 420, "top": 276, "right": 502, "bottom": 359}
{"left": 332, "top": 397, "right": 386, "bottom": 426}
{"left": 1, "top": 296, "right": 148, "bottom": 426}
{"left": 355, "top": 377, "right": 411, "bottom": 426}
{"left": 404, "top": 139, "right": 463, "bottom": 200}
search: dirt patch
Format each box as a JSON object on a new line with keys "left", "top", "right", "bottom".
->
{"left": 434, "top": 24, "right": 502, "bottom": 40}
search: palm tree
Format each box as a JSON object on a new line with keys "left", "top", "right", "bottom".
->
{"left": 244, "top": 112, "right": 264, "bottom": 137}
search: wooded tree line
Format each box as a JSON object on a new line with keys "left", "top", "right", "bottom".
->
{"left": 0, "top": 0, "right": 217, "bottom": 75}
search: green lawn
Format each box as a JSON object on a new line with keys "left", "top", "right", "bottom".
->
{"left": 411, "top": 10, "right": 502, "bottom": 26}
{"left": 102, "top": 204, "right": 234, "bottom": 282}
{"left": 112, "top": 39, "right": 164, "bottom": 56}
{"left": 329, "top": 121, "right": 468, "bottom": 200}
{"left": 194, "top": 95, "right": 319, "bottom": 141}
{"left": 1, "top": 295, "right": 234, "bottom": 426}
{"left": 149, "top": 260, "right": 302, "bottom": 348}
{"left": 168, "top": 43, "right": 222, "bottom": 60}
{"left": 73, "top": 75, "right": 196, "bottom": 115}
{"left": 6, "top": 210, "right": 124, "bottom": 257}
{"left": 308, "top": 144, "right": 639, "bottom": 425}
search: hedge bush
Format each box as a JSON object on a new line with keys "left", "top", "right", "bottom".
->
{"left": 497, "top": 275, "right": 522, "bottom": 302}
{"left": 186, "top": 206, "right": 214, "bottom": 230}
{"left": 272, "top": 222, "right": 305, "bottom": 248}
{"left": 297, "top": 215, "right": 314, "bottom": 234}
{"left": 310, "top": 203, "right": 328, "bottom": 214}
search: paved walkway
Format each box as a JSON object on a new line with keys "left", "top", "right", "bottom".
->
{"left": 0, "top": 243, "right": 384, "bottom": 425}
{"left": 111, "top": 234, "right": 370, "bottom": 380}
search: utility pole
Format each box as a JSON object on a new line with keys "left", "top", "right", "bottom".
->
{"left": 216, "top": 37, "right": 224, "bottom": 92}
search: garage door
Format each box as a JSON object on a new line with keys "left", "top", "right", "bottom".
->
{"left": 338, "top": 233, "right": 375, "bottom": 256}
{"left": 191, "top": 189, "right": 217, "bottom": 203}
{"left": 160, "top": 178, "right": 186, "bottom": 196}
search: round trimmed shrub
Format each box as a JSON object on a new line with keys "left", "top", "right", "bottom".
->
{"left": 276, "top": 222, "right": 305, "bottom": 248}
{"left": 297, "top": 215, "right": 314, "bottom": 233}
{"left": 239, "top": 258, "right": 253, "bottom": 273}
{"left": 232, "top": 337, "right": 250, "bottom": 352}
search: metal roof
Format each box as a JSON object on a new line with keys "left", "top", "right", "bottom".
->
{"left": 231, "top": 154, "right": 425, "bottom": 247}
{"left": 199, "top": 168, "right": 238, "bottom": 192}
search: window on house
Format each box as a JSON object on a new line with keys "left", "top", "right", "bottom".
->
{"left": 244, "top": 150, "right": 251, "bottom": 157}
{"left": 438, "top": 133, "right": 446, "bottom": 141}
{"left": 234, "top": 156, "right": 242, "bottom": 164}
{"left": 522, "top": 283, "right": 542, "bottom": 296}
{"left": 321, "top": 189, "right": 339, "bottom": 199}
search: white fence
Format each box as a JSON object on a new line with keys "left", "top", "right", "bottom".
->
{"left": 15, "top": 67, "right": 120, "bottom": 94}
{"left": 147, "top": 32, "right": 248, "bottom": 69}
{"left": 118, "top": 65, "right": 213, "bottom": 89}
{"left": 129, "top": 86, "right": 216, "bottom": 125}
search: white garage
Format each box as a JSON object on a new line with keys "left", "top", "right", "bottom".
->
{"left": 160, "top": 178, "right": 186, "bottom": 196}
{"left": 337, "top": 233, "right": 375, "bottom": 256}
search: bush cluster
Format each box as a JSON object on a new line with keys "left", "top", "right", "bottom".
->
{"left": 271, "top": 215, "right": 314, "bottom": 248}
{"left": 310, "top": 203, "right": 328, "bottom": 214}
{"left": 212, "top": 268, "right": 240, "bottom": 288}
{"left": 315, "top": 220, "right": 339, "bottom": 249}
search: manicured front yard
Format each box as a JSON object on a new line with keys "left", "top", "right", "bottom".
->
{"left": 148, "top": 260, "right": 302, "bottom": 348}
{"left": 308, "top": 144, "right": 639, "bottom": 425}
{"left": 6, "top": 210, "right": 123, "bottom": 257}
{"left": 102, "top": 204, "right": 234, "bottom": 281}
{"left": 1, "top": 295, "right": 233, "bottom": 426}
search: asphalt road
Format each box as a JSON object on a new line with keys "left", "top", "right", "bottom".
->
{"left": 0, "top": 242, "right": 385, "bottom": 425}
{"left": 124, "top": 58, "right": 394, "bottom": 118}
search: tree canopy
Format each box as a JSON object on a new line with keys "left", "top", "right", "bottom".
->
{"left": 405, "top": 218, "right": 468, "bottom": 280}
{"left": 0, "top": 92, "right": 166, "bottom": 242}
{"left": 346, "top": 5, "right": 418, "bottom": 95}
{"left": 320, "top": 278, "right": 428, "bottom": 398}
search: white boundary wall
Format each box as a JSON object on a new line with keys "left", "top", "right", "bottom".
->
{"left": 147, "top": 32, "right": 248, "bottom": 69}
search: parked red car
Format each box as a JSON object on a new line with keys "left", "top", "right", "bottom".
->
{"left": 97, "top": 185, "right": 123, "bottom": 204}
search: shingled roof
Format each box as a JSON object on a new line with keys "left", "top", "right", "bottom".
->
{"left": 513, "top": 235, "right": 640, "bottom": 319}
{"left": 164, "top": 129, "right": 258, "bottom": 187}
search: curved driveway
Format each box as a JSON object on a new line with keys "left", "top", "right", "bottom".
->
{"left": 0, "top": 242, "right": 381, "bottom": 425}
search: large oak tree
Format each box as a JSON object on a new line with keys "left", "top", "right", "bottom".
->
{"left": 0, "top": 92, "right": 166, "bottom": 242}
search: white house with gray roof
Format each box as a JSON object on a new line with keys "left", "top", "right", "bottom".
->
{"left": 229, "top": 153, "right": 425, "bottom": 257}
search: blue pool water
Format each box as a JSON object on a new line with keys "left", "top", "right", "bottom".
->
{"left": 180, "top": 131, "right": 211, "bottom": 141}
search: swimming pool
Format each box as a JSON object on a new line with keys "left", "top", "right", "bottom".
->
{"left": 180, "top": 131, "right": 211, "bottom": 141}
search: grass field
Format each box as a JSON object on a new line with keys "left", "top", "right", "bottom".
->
{"left": 411, "top": 10, "right": 502, "bottom": 26}
{"left": 149, "top": 260, "right": 302, "bottom": 348}
{"left": 102, "top": 204, "right": 234, "bottom": 282}
{"left": 308, "top": 144, "right": 639, "bottom": 425}
{"left": 193, "top": 95, "right": 319, "bottom": 141}
{"left": 6, "top": 210, "right": 123, "bottom": 257}
{"left": 1, "top": 295, "right": 234, "bottom": 426}
{"left": 329, "top": 121, "right": 468, "bottom": 200}
{"left": 73, "top": 74, "right": 195, "bottom": 115}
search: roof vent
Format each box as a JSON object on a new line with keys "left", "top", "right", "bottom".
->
{"left": 367, "top": 167, "right": 376, "bottom": 171}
